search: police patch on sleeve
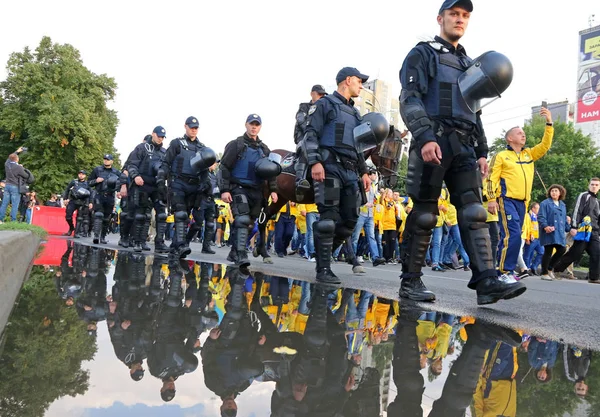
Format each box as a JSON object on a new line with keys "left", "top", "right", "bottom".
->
{"left": 308, "top": 105, "right": 317, "bottom": 115}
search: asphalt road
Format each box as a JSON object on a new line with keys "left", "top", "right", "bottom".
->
{"left": 69, "top": 235, "right": 600, "bottom": 349}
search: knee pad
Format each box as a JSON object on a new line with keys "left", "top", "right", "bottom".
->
{"left": 336, "top": 219, "right": 357, "bottom": 239}
{"left": 457, "top": 203, "right": 488, "bottom": 226}
{"left": 175, "top": 211, "right": 188, "bottom": 222}
{"left": 414, "top": 211, "right": 437, "bottom": 231}
{"left": 94, "top": 212, "right": 104, "bottom": 221}
{"left": 135, "top": 213, "right": 146, "bottom": 223}
{"left": 156, "top": 212, "right": 168, "bottom": 222}
{"left": 205, "top": 221, "right": 215, "bottom": 229}
{"left": 145, "top": 213, "right": 152, "bottom": 222}
{"left": 233, "top": 214, "right": 252, "bottom": 228}
{"left": 314, "top": 219, "right": 335, "bottom": 235}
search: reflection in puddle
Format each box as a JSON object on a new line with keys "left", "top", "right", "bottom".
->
{"left": 0, "top": 241, "right": 597, "bottom": 416}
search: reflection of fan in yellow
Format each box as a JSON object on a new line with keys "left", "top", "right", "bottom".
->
{"left": 273, "top": 346, "right": 298, "bottom": 355}
{"left": 585, "top": 35, "right": 600, "bottom": 59}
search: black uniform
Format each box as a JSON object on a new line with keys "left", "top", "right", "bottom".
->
{"left": 294, "top": 101, "right": 315, "bottom": 199}
{"left": 303, "top": 91, "right": 369, "bottom": 284}
{"left": 125, "top": 140, "right": 169, "bottom": 253}
{"left": 398, "top": 35, "right": 524, "bottom": 303}
{"left": 294, "top": 102, "right": 312, "bottom": 144}
{"left": 63, "top": 178, "right": 93, "bottom": 238}
{"left": 219, "top": 133, "right": 277, "bottom": 266}
{"left": 89, "top": 165, "right": 122, "bottom": 244}
{"left": 186, "top": 167, "right": 218, "bottom": 253}
{"left": 161, "top": 135, "right": 212, "bottom": 258}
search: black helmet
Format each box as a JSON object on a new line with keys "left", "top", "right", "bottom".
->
{"left": 458, "top": 51, "right": 513, "bottom": 112}
{"left": 354, "top": 112, "right": 390, "bottom": 152}
{"left": 190, "top": 147, "right": 217, "bottom": 172}
{"left": 73, "top": 187, "right": 91, "bottom": 199}
{"left": 255, "top": 156, "right": 282, "bottom": 179}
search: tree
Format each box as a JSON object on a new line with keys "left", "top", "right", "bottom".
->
{"left": 0, "top": 36, "right": 120, "bottom": 199}
{"left": 0, "top": 266, "right": 97, "bottom": 417}
{"left": 392, "top": 154, "right": 408, "bottom": 195}
{"left": 489, "top": 117, "right": 600, "bottom": 211}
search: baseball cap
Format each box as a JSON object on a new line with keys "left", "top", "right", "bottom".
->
{"left": 439, "top": 0, "right": 473, "bottom": 14}
{"left": 336, "top": 67, "right": 369, "bottom": 85}
{"left": 103, "top": 154, "right": 114, "bottom": 160}
{"left": 185, "top": 116, "right": 199, "bottom": 128}
{"left": 78, "top": 169, "right": 87, "bottom": 175}
{"left": 246, "top": 114, "right": 262, "bottom": 124}
{"left": 153, "top": 126, "right": 166, "bottom": 137}
{"left": 311, "top": 84, "right": 328, "bottom": 95}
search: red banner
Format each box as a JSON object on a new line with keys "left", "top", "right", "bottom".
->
{"left": 31, "top": 206, "right": 74, "bottom": 235}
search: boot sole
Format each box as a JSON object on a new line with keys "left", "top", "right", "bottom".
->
{"left": 316, "top": 278, "right": 341, "bottom": 285}
{"left": 93, "top": 238, "right": 99, "bottom": 244}
{"left": 477, "top": 285, "right": 527, "bottom": 305}
{"left": 399, "top": 289, "right": 436, "bottom": 302}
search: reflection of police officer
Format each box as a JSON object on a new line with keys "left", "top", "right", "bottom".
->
{"left": 184, "top": 262, "right": 218, "bottom": 351}
{"left": 147, "top": 258, "right": 199, "bottom": 402}
{"left": 125, "top": 126, "right": 169, "bottom": 253}
{"left": 76, "top": 247, "right": 110, "bottom": 336}
{"left": 294, "top": 85, "right": 327, "bottom": 200}
{"left": 63, "top": 170, "right": 93, "bottom": 238}
{"left": 109, "top": 252, "right": 152, "bottom": 381}
{"left": 202, "top": 266, "right": 264, "bottom": 416}
{"left": 89, "top": 154, "right": 122, "bottom": 244}
{"left": 302, "top": 67, "right": 372, "bottom": 284}
{"left": 219, "top": 114, "right": 280, "bottom": 266}
{"left": 54, "top": 241, "right": 83, "bottom": 306}
{"left": 161, "top": 116, "right": 216, "bottom": 258}
{"left": 398, "top": 0, "right": 523, "bottom": 304}
{"left": 185, "top": 162, "right": 219, "bottom": 254}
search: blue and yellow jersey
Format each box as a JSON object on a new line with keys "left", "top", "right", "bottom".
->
{"left": 487, "top": 125, "right": 553, "bottom": 202}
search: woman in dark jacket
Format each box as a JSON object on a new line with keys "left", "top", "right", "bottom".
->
{"left": 537, "top": 184, "right": 571, "bottom": 281}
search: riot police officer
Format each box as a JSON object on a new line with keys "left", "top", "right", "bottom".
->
{"left": 185, "top": 161, "right": 219, "bottom": 254}
{"left": 294, "top": 85, "right": 328, "bottom": 200}
{"left": 301, "top": 67, "right": 372, "bottom": 284}
{"left": 62, "top": 170, "right": 93, "bottom": 238}
{"left": 219, "top": 114, "right": 281, "bottom": 266}
{"left": 398, "top": 0, "right": 523, "bottom": 304}
{"left": 89, "top": 154, "right": 122, "bottom": 244}
{"left": 118, "top": 134, "right": 153, "bottom": 248}
{"left": 160, "top": 116, "right": 216, "bottom": 258}
{"left": 125, "top": 126, "right": 169, "bottom": 253}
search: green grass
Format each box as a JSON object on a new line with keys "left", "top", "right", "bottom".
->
{"left": 0, "top": 222, "right": 48, "bottom": 239}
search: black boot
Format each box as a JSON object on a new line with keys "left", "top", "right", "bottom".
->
{"left": 172, "top": 216, "right": 191, "bottom": 258}
{"left": 476, "top": 275, "right": 526, "bottom": 306}
{"left": 63, "top": 218, "right": 75, "bottom": 236}
{"left": 92, "top": 212, "right": 103, "bottom": 244}
{"left": 234, "top": 222, "right": 250, "bottom": 267}
{"left": 313, "top": 220, "right": 340, "bottom": 285}
{"left": 118, "top": 218, "right": 132, "bottom": 248}
{"left": 140, "top": 217, "right": 151, "bottom": 251}
{"left": 201, "top": 221, "right": 216, "bottom": 254}
{"left": 154, "top": 213, "right": 169, "bottom": 253}
{"left": 294, "top": 155, "right": 311, "bottom": 201}
{"left": 133, "top": 218, "right": 144, "bottom": 252}
{"left": 399, "top": 274, "right": 436, "bottom": 302}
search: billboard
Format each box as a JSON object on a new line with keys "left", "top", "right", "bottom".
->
{"left": 576, "top": 25, "right": 600, "bottom": 123}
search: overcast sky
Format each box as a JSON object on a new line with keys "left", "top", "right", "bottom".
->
{"left": 0, "top": 0, "right": 598, "bottom": 160}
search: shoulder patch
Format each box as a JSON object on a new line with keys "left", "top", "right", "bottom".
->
{"left": 308, "top": 105, "right": 317, "bottom": 115}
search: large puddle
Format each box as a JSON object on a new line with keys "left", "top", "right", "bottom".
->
{"left": 0, "top": 240, "right": 596, "bottom": 416}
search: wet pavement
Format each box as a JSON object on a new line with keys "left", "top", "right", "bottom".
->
{"left": 0, "top": 239, "right": 598, "bottom": 416}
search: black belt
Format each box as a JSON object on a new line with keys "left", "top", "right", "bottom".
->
{"left": 325, "top": 154, "right": 358, "bottom": 171}
{"left": 174, "top": 176, "right": 200, "bottom": 184}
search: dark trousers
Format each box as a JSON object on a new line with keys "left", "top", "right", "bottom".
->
{"left": 554, "top": 233, "right": 600, "bottom": 280}
{"left": 274, "top": 216, "right": 296, "bottom": 255}
{"left": 383, "top": 230, "right": 398, "bottom": 261}
{"left": 541, "top": 244, "right": 566, "bottom": 274}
